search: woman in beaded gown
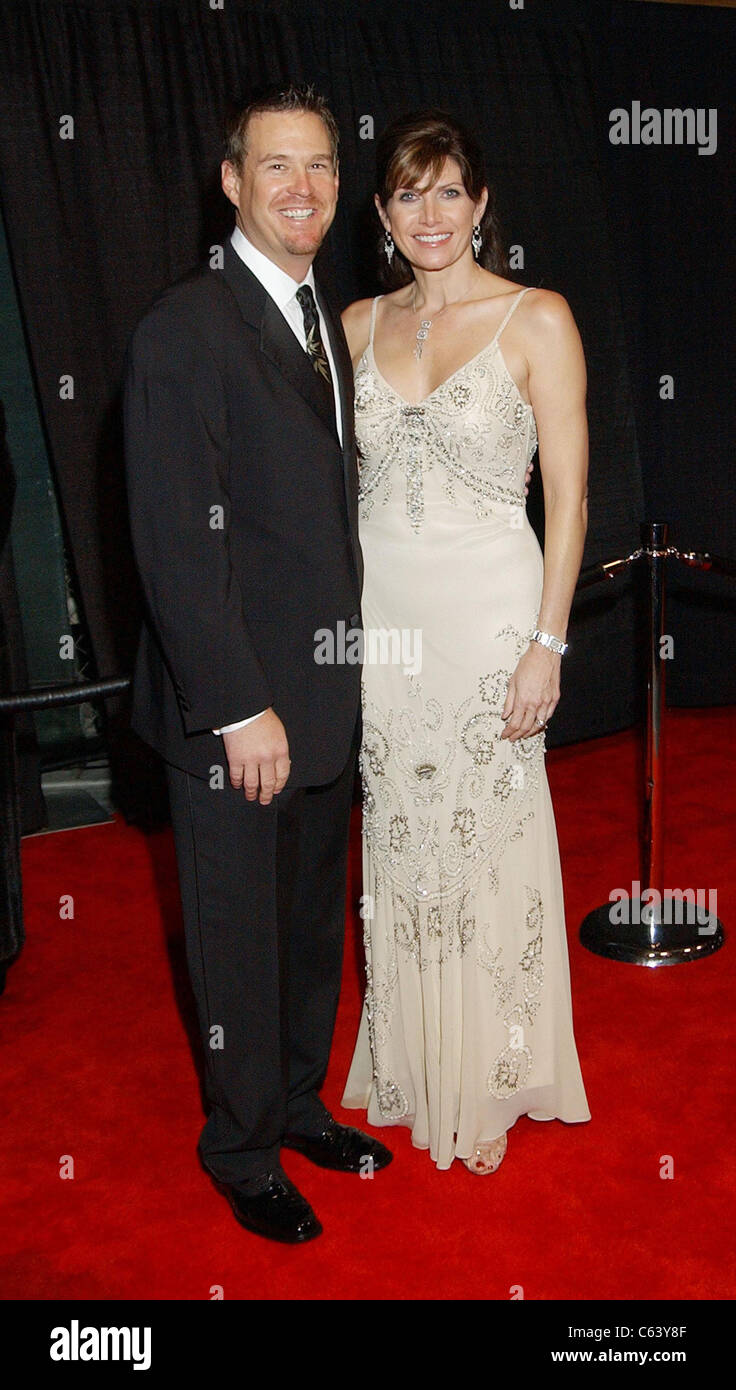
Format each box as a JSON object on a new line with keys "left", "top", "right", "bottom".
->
{"left": 340, "top": 111, "right": 591, "bottom": 1173}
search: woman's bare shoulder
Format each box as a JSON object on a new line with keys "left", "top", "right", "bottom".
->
{"left": 501, "top": 283, "right": 575, "bottom": 330}
{"left": 341, "top": 297, "right": 375, "bottom": 360}
{"left": 485, "top": 282, "right": 580, "bottom": 353}
{"left": 515, "top": 288, "right": 583, "bottom": 362}
{"left": 512, "top": 287, "right": 586, "bottom": 394}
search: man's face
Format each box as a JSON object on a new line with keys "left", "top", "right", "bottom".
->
{"left": 222, "top": 110, "right": 339, "bottom": 279}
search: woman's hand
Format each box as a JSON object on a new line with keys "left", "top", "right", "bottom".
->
{"left": 500, "top": 643, "right": 561, "bottom": 741}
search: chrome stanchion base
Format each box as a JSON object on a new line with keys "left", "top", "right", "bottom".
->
{"left": 580, "top": 901, "right": 725, "bottom": 967}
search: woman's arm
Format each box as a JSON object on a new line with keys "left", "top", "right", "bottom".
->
{"left": 501, "top": 290, "right": 589, "bottom": 741}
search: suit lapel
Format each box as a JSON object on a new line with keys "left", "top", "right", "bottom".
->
{"left": 219, "top": 239, "right": 362, "bottom": 586}
{"left": 221, "top": 239, "right": 339, "bottom": 444}
{"left": 315, "top": 282, "right": 355, "bottom": 468}
{"left": 315, "top": 280, "right": 360, "bottom": 550}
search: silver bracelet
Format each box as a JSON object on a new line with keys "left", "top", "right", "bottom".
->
{"left": 531, "top": 629, "right": 568, "bottom": 656}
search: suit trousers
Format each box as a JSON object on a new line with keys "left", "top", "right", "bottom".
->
{"left": 164, "top": 727, "right": 358, "bottom": 1188}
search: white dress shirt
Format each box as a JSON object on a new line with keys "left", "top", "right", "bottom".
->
{"left": 213, "top": 226, "right": 344, "bottom": 736}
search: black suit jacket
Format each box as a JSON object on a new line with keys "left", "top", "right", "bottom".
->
{"left": 124, "top": 239, "right": 363, "bottom": 786}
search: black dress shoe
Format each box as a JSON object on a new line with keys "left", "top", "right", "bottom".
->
{"left": 283, "top": 1120, "right": 393, "bottom": 1174}
{"left": 212, "top": 1170, "right": 322, "bottom": 1244}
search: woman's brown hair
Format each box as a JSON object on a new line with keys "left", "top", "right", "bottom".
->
{"left": 375, "top": 108, "right": 509, "bottom": 288}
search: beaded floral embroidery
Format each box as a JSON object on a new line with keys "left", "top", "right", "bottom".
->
{"left": 355, "top": 341, "right": 537, "bottom": 532}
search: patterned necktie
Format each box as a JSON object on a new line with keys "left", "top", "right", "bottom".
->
{"left": 295, "top": 284, "right": 335, "bottom": 404}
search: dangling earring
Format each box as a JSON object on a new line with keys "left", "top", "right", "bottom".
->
{"left": 383, "top": 230, "right": 395, "bottom": 265}
{"left": 472, "top": 224, "right": 482, "bottom": 259}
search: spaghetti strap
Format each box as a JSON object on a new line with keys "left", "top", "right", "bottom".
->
{"left": 491, "top": 286, "right": 534, "bottom": 346}
{"left": 368, "top": 294, "right": 383, "bottom": 349}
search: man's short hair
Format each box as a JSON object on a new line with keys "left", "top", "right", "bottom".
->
{"left": 224, "top": 83, "right": 339, "bottom": 170}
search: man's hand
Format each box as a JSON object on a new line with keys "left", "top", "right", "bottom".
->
{"left": 222, "top": 709, "right": 290, "bottom": 804}
{"left": 523, "top": 459, "right": 534, "bottom": 496}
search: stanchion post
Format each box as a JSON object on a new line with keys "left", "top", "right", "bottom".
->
{"left": 580, "top": 520, "right": 725, "bottom": 964}
{"left": 643, "top": 520, "right": 667, "bottom": 949}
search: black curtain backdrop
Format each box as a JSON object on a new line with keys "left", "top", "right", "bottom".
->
{"left": 0, "top": 0, "right": 732, "bottom": 785}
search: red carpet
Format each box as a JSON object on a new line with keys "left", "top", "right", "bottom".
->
{"left": 3, "top": 709, "right": 735, "bottom": 1300}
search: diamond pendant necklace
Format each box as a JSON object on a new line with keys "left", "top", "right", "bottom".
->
{"left": 410, "top": 280, "right": 478, "bottom": 362}
{"left": 413, "top": 312, "right": 433, "bottom": 362}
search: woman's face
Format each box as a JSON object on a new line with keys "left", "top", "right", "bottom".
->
{"left": 377, "top": 156, "right": 487, "bottom": 274}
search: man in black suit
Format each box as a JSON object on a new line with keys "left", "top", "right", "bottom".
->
{"left": 124, "top": 86, "right": 390, "bottom": 1244}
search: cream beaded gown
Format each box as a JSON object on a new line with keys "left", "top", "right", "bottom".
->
{"left": 341, "top": 287, "right": 591, "bottom": 1168}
